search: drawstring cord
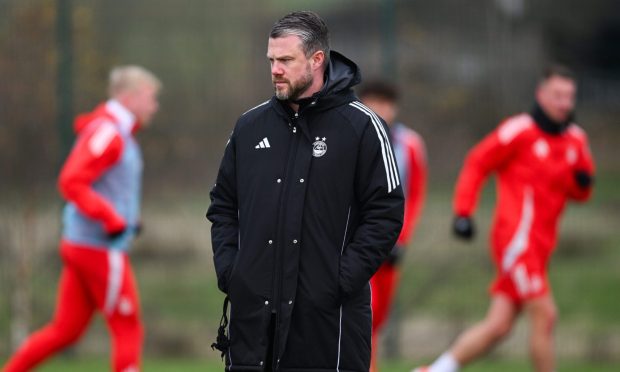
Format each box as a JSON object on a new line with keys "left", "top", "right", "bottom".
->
{"left": 211, "top": 296, "right": 230, "bottom": 360}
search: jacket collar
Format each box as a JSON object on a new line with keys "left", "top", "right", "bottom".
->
{"left": 530, "top": 102, "right": 572, "bottom": 135}
{"left": 106, "top": 99, "right": 137, "bottom": 135}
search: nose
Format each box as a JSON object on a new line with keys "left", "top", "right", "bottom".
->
{"left": 271, "top": 61, "right": 283, "bottom": 76}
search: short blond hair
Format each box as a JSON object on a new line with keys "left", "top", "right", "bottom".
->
{"left": 108, "top": 65, "right": 161, "bottom": 97}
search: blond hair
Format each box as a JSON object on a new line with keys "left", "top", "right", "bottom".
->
{"left": 108, "top": 65, "right": 161, "bottom": 98}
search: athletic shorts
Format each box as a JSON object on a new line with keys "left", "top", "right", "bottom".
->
{"left": 490, "top": 253, "right": 550, "bottom": 305}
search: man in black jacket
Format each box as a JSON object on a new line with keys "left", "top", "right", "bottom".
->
{"left": 207, "top": 11, "right": 404, "bottom": 372}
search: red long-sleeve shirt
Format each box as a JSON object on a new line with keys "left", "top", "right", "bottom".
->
{"left": 454, "top": 113, "right": 594, "bottom": 271}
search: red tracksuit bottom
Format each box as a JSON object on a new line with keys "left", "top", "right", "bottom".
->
{"left": 370, "top": 262, "right": 400, "bottom": 370}
{"left": 3, "top": 241, "right": 143, "bottom": 372}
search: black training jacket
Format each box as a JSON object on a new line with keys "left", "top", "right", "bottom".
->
{"left": 207, "top": 51, "right": 404, "bottom": 372}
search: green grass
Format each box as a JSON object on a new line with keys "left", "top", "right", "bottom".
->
{"left": 32, "top": 356, "right": 620, "bottom": 372}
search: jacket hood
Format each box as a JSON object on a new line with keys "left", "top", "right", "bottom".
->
{"left": 320, "top": 50, "right": 361, "bottom": 98}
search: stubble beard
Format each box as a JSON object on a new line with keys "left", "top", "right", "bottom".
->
{"left": 274, "top": 68, "right": 313, "bottom": 101}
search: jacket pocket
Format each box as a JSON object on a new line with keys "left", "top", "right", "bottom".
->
{"left": 225, "top": 254, "right": 240, "bottom": 290}
{"left": 338, "top": 283, "right": 371, "bottom": 371}
{"left": 228, "top": 298, "right": 270, "bottom": 367}
{"left": 218, "top": 251, "right": 240, "bottom": 294}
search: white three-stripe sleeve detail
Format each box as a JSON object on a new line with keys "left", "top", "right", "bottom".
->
{"left": 350, "top": 102, "right": 399, "bottom": 192}
{"left": 350, "top": 101, "right": 400, "bottom": 188}
{"left": 350, "top": 102, "right": 393, "bottom": 191}
{"left": 104, "top": 250, "right": 124, "bottom": 314}
{"left": 354, "top": 102, "right": 400, "bottom": 188}
{"left": 88, "top": 121, "right": 118, "bottom": 157}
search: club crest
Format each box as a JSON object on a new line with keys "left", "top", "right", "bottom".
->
{"left": 566, "top": 146, "right": 577, "bottom": 165}
{"left": 533, "top": 139, "right": 549, "bottom": 159}
{"left": 312, "top": 137, "right": 327, "bottom": 158}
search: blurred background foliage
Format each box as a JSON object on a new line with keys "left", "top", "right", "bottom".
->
{"left": 1, "top": 0, "right": 619, "bottom": 368}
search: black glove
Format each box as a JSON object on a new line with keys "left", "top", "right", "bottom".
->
{"left": 385, "top": 244, "right": 404, "bottom": 266}
{"left": 107, "top": 226, "right": 126, "bottom": 240}
{"left": 574, "top": 170, "right": 593, "bottom": 189}
{"left": 453, "top": 215, "right": 475, "bottom": 240}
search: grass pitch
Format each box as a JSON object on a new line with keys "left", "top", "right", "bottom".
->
{"left": 35, "top": 356, "right": 619, "bottom": 371}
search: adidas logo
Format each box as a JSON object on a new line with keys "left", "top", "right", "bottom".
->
{"left": 255, "top": 137, "right": 271, "bottom": 149}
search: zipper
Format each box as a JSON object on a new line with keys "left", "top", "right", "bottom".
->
{"left": 271, "top": 117, "right": 299, "bottom": 370}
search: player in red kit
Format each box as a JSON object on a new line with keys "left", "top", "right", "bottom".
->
{"left": 3, "top": 66, "right": 161, "bottom": 372}
{"left": 413, "top": 66, "right": 595, "bottom": 372}
{"left": 360, "top": 81, "right": 427, "bottom": 372}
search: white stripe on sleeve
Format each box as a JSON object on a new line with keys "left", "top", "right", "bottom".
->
{"left": 88, "top": 121, "right": 118, "bottom": 157}
{"left": 357, "top": 102, "right": 401, "bottom": 187}
{"left": 349, "top": 102, "right": 400, "bottom": 193}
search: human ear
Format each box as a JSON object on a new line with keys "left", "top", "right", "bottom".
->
{"left": 311, "top": 51, "right": 325, "bottom": 71}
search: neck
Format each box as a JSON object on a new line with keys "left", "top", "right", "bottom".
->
{"left": 530, "top": 102, "right": 572, "bottom": 135}
{"left": 304, "top": 74, "right": 325, "bottom": 99}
